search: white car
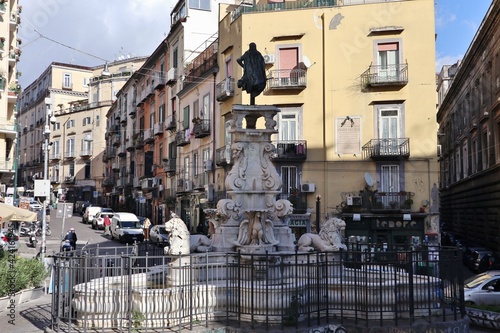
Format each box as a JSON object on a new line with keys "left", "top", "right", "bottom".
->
{"left": 92, "top": 212, "right": 114, "bottom": 230}
{"left": 110, "top": 212, "right": 144, "bottom": 243}
{"left": 464, "top": 271, "right": 500, "bottom": 306}
{"left": 29, "top": 199, "right": 42, "bottom": 211}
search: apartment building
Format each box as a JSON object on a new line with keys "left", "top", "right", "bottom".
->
{"left": 18, "top": 62, "right": 93, "bottom": 200}
{"left": 0, "top": 0, "right": 21, "bottom": 193}
{"left": 437, "top": 1, "right": 500, "bottom": 252}
{"left": 216, "top": 0, "right": 439, "bottom": 246}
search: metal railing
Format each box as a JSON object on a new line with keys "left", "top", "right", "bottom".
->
{"left": 50, "top": 245, "right": 464, "bottom": 332}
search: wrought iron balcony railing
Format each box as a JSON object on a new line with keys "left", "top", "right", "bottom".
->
{"left": 193, "top": 119, "right": 210, "bottom": 138}
{"left": 267, "top": 69, "right": 307, "bottom": 89}
{"left": 271, "top": 140, "right": 307, "bottom": 161}
{"left": 360, "top": 63, "right": 408, "bottom": 88}
{"left": 175, "top": 130, "right": 190, "bottom": 147}
{"left": 216, "top": 78, "right": 234, "bottom": 102}
{"left": 371, "top": 191, "right": 414, "bottom": 212}
{"left": 215, "top": 146, "right": 233, "bottom": 166}
{"left": 362, "top": 138, "right": 410, "bottom": 160}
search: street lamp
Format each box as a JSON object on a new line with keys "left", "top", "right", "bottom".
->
{"left": 40, "top": 98, "right": 56, "bottom": 261}
{"left": 316, "top": 195, "right": 321, "bottom": 233}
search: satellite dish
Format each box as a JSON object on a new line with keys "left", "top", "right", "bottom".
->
{"left": 303, "top": 56, "right": 312, "bottom": 68}
{"left": 365, "top": 173, "right": 374, "bottom": 187}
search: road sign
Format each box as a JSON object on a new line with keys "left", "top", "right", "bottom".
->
{"left": 93, "top": 191, "right": 98, "bottom": 198}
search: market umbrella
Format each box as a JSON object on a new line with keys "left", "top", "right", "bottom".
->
{"left": 0, "top": 202, "right": 38, "bottom": 224}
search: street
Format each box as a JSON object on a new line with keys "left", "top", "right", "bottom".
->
{"left": 18, "top": 207, "right": 118, "bottom": 259}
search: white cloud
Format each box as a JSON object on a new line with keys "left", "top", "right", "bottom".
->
{"left": 435, "top": 53, "right": 463, "bottom": 73}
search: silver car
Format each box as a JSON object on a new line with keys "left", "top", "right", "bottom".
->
{"left": 0, "top": 229, "right": 20, "bottom": 254}
{"left": 149, "top": 225, "right": 170, "bottom": 246}
{"left": 464, "top": 271, "right": 500, "bottom": 306}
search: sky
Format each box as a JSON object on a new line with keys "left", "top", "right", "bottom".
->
{"left": 17, "top": 0, "right": 493, "bottom": 88}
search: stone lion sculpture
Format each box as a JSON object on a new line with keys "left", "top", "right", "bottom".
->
{"left": 297, "top": 217, "right": 347, "bottom": 252}
{"left": 190, "top": 234, "right": 213, "bottom": 252}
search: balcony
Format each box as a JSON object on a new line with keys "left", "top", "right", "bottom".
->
{"left": 112, "top": 134, "right": 121, "bottom": 147}
{"left": 143, "top": 129, "right": 154, "bottom": 143}
{"left": 165, "top": 116, "right": 176, "bottom": 132}
{"left": 154, "top": 73, "right": 166, "bottom": 90}
{"left": 118, "top": 147, "right": 127, "bottom": 157}
{"left": 102, "top": 176, "right": 116, "bottom": 187}
{"left": 166, "top": 67, "right": 178, "bottom": 86}
{"left": 153, "top": 122, "right": 163, "bottom": 136}
{"left": 164, "top": 158, "right": 176, "bottom": 174}
{"left": 360, "top": 63, "right": 408, "bottom": 89}
{"left": 79, "top": 148, "right": 93, "bottom": 159}
{"left": 50, "top": 152, "right": 61, "bottom": 161}
{"left": 193, "top": 119, "right": 211, "bottom": 138}
{"left": 135, "top": 135, "right": 145, "bottom": 149}
{"left": 50, "top": 176, "right": 60, "bottom": 184}
{"left": 175, "top": 130, "right": 190, "bottom": 147}
{"left": 64, "top": 150, "right": 76, "bottom": 159}
{"left": 126, "top": 140, "right": 135, "bottom": 152}
{"left": 112, "top": 162, "right": 119, "bottom": 171}
{"left": 216, "top": 78, "right": 234, "bottom": 102}
{"left": 133, "top": 177, "right": 141, "bottom": 188}
{"left": 64, "top": 176, "right": 76, "bottom": 184}
{"left": 215, "top": 146, "right": 233, "bottom": 166}
{"left": 141, "top": 178, "right": 156, "bottom": 190}
{"left": 267, "top": 69, "right": 307, "bottom": 90}
{"left": 120, "top": 116, "right": 127, "bottom": 126}
{"left": 270, "top": 141, "right": 307, "bottom": 162}
{"left": 371, "top": 192, "right": 414, "bottom": 212}
{"left": 116, "top": 178, "right": 125, "bottom": 189}
{"left": 362, "top": 138, "right": 410, "bottom": 160}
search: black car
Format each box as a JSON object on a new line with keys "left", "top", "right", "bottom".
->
{"left": 477, "top": 253, "right": 500, "bottom": 274}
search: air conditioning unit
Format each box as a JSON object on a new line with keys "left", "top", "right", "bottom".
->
{"left": 347, "top": 196, "right": 362, "bottom": 206}
{"left": 301, "top": 183, "right": 316, "bottom": 193}
{"left": 204, "top": 159, "right": 213, "bottom": 172}
{"left": 264, "top": 54, "right": 275, "bottom": 64}
{"left": 437, "top": 144, "right": 442, "bottom": 157}
{"left": 185, "top": 181, "right": 193, "bottom": 192}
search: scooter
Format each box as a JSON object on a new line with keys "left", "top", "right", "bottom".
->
{"left": 28, "top": 230, "right": 37, "bottom": 248}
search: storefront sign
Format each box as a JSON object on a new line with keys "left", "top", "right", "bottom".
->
{"left": 374, "top": 219, "right": 417, "bottom": 228}
{"left": 288, "top": 219, "right": 307, "bottom": 227}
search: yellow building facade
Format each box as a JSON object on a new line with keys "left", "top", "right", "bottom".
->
{"left": 217, "top": 0, "right": 439, "bottom": 246}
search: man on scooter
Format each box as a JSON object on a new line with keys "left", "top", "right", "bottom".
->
{"left": 64, "top": 227, "right": 78, "bottom": 250}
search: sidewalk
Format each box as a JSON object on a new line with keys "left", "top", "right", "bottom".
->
{"left": 0, "top": 289, "right": 52, "bottom": 333}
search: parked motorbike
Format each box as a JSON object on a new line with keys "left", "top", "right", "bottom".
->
{"left": 28, "top": 230, "right": 37, "bottom": 248}
{"left": 34, "top": 222, "right": 52, "bottom": 236}
{"left": 19, "top": 222, "right": 33, "bottom": 236}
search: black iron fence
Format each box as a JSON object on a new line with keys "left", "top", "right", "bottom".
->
{"left": 50, "top": 246, "right": 465, "bottom": 332}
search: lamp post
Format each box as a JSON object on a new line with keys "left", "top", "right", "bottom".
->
{"left": 316, "top": 195, "right": 321, "bottom": 233}
{"left": 41, "top": 98, "right": 56, "bottom": 261}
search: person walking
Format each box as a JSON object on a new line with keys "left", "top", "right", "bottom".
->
{"left": 143, "top": 217, "right": 151, "bottom": 241}
{"left": 103, "top": 214, "right": 111, "bottom": 235}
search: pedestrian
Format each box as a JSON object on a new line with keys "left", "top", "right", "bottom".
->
{"left": 64, "top": 227, "right": 78, "bottom": 250}
{"left": 143, "top": 217, "right": 151, "bottom": 241}
{"left": 103, "top": 214, "right": 111, "bottom": 235}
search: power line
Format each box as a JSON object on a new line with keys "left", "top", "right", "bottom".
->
{"left": 30, "top": 29, "right": 110, "bottom": 63}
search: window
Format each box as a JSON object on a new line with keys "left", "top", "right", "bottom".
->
{"left": 150, "top": 112, "right": 155, "bottom": 127}
{"left": 482, "top": 129, "right": 488, "bottom": 170}
{"left": 380, "top": 164, "right": 400, "bottom": 193}
{"left": 53, "top": 122, "right": 60, "bottom": 131}
{"left": 173, "top": 47, "right": 178, "bottom": 69}
{"left": 281, "top": 166, "right": 298, "bottom": 196}
{"left": 455, "top": 148, "right": 461, "bottom": 181}
{"left": 202, "top": 94, "right": 210, "bottom": 120}
{"left": 69, "top": 161, "right": 75, "bottom": 177}
{"left": 66, "top": 119, "right": 75, "bottom": 129}
{"left": 462, "top": 140, "right": 468, "bottom": 178}
{"left": 376, "top": 41, "right": 401, "bottom": 81}
{"left": 225, "top": 56, "right": 233, "bottom": 79}
{"left": 189, "top": 0, "right": 210, "bottom": 10}
{"left": 471, "top": 136, "right": 478, "bottom": 174}
{"left": 193, "top": 152, "right": 199, "bottom": 177}
{"left": 183, "top": 105, "right": 190, "bottom": 129}
{"left": 193, "top": 100, "right": 199, "bottom": 118}
{"left": 159, "top": 104, "right": 165, "bottom": 123}
{"left": 278, "top": 108, "right": 300, "bottom": 141}
{"left": 184, "top": 156, "right": 190, "bottom": 180}
{"left": 81, "top": 137, "right": 92, "bottom": 155}
{"left": 66, "top": 137, "right": 75, "bottom": 156}
{"left": 95, "top": 115, "right": 100, "bottom": 127}
{"left": 83, "top": 117, "right": 91, "bottom": 126}
{"left": 63, "top": 73, "right": 72, "bottom": 89}
{"left": 84, "top": 161, "right": 91, "bottom": 179}
{"left": 53, "top": 140, "right": 60, "bottom": 156}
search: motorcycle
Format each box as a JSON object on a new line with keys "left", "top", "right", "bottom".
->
{"left": 28, "top": 230, "right": 37, "bottom": 248}
{"left": 20, "top": 222, "right": 33, "bottom": 236}
{"left": 34, "top": 222, "right": 52, "bottom": 236}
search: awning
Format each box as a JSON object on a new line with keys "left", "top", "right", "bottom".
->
{"left": 0, "top": 202, "right": 38, "bottom": 223}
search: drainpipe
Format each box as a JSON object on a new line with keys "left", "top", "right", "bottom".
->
{"left": 13, "top": 103, "right": 19, "bottom": 206}
{"left": 212, "top": 67, "right": 218, "bottom": 185}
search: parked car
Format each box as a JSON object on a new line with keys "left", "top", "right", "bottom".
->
{"left": 92, "top": 212, "right": 115, "bottom": 230}
{"left": 464, "top": 271, "right": 500, "bottom": 306}
{"left": 0, "top": 229, "right": 20, "bottom": 255}
{"left": 110, "top": 212, "right": 144, "bottom": 243}
{"left": 149, "top": 225, "right": 170, "bottom": 246}
{"left": 477, "top": 253, "right": 500, "bottom": 274}
{"left": 469, "top": 249, "right": 493, "bottom": 273}
{"left": 74, "top": 201, "right": 86, "bottom": 214}
{"left": 28, "top": 198, "right": 43, "bottom": 212}
{"left": 83, "top": 206, "right": 103, "bottom": 224}
{"left": 463, "top": 246, "right": 491, "bottom": 271}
